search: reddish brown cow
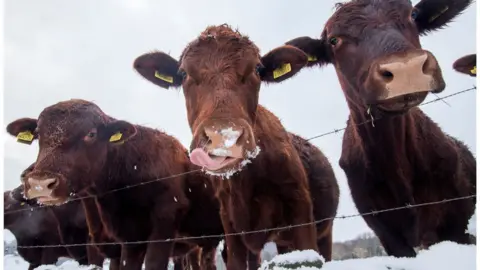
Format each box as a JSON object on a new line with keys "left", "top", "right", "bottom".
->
{"left": 6, "top": 99, "right": 225, "bottom": 270}
{"left": 133, "top": 24, "right": 339, "bottom": 270}
{"left": 279, "top": 0, "right": 476, "bottom": 258}
{"left": 4, "top": 186, "right": 104, "bottom": 270}
{"left": 453, "top": 54, "right": 476, "bottom": 77}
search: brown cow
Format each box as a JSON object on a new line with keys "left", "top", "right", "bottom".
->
{"left": 4, "top": 186, "right": 104, "bottom": 270}
{"left": 6, "top": 99, "right": 225, "bottom": 270}
{"left": 278, "top": 0, "right": 476, "bottom": 258}
{"left": 132, "top": 24, "right": 339, "bottom": 270}
{"left": 453, "top": 54, "right": 476, "bottom": 77}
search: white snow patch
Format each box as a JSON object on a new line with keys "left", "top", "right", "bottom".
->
{"left": 34, "top": 185, "right": 43, "bottom": 191}
{"left": 210, "top": 148, "right": 232, "bottom": 157}
{"left": 259, "top": 241, "right": 476, "bottom": 270}
{"left": 173, "top": 196, "right": 178, "bottom": 202}
{"left": 466, "top": 209, "right": 476, "bottom": 236}
{"left": 268, "top": 249, "right": 324, "bottom": 265}
{"left": 220, "top": 128, "right": 241, "bottom": 148}
{"left": 204, "top": 146, "right": 261, "bottom": 180}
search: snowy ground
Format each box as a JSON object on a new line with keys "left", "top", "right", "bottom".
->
{"left": 5, "top": 210, "right": 477, "bottom": 269}
{"left": 4, "top": 241, "right": 476, "bottom": 270}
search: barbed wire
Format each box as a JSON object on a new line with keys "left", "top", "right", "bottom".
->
{"left": 15, "top": 194, "right": 476, "bottom": 249}
{"left": 4, "top": 86, "right": 476, "bottom": 216}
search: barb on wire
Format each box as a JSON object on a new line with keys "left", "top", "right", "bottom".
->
{"left": 4, "top": 86, "right": 476, "bottom": 216}
{"left": 15, "top": 194, "right": 476, "bottom": 249}
{"left": 307, "top": 86, "right": 476, "bottom": 141}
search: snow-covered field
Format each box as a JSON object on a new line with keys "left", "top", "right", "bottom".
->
{"left": 4, "top": 241, "right": 477, "bottom": 270}
{"left": 5, "top": 210, "right": 477, "bottom": 269}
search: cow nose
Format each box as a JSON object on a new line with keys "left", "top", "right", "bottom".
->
{"left": 26, "top": 177, "right": 58, "bottom": 199}
{"left": 373, "top": 50, "right": 443, "bottom": 99}
{"left": 204, "top": 127, "right": 244, "bottom": 148}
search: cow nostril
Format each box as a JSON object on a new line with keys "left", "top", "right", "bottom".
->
{"left": 380, "top": 70, "right": 394, "bottom": 81}
{"left": 47, "top": 179, "right": 58, "bottom": 190}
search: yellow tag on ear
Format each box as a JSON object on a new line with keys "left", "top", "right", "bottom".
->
{"left": 470, "top": 66, "right": 476, "bottom": 75}
{"left": 20, "top": 202, "right": 25, "bottom": 206}
{"left": 16, "top": 131, "right": 34, "bottom": 145}
{"left": 307, "top": 55, "right": 317, "bottom": 62}
{"left": 429, "top": 6, "right": 449, "bottom": 22}
{"left": 109, "top": 132, "right": 123, "bottom": 142}
{"left": 154, "top": 71, "right": 174, "bottom": 83}
{"left": 272, "top": 63, "right": 292, "bottom": 79}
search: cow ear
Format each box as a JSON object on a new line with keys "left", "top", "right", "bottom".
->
{"left": 453, "top": 54, "right": 476, "bottom": 77}
{"left": 133, "top": 51, "right": 182, "bottom": 89}
{"left": 259, "top": 45, "right": 309, "bottom": 83}
{"left": 99, "top": 120, "right": 137, "bottom": 145}
{"left": 284, "top": 36, "right": 331, "bottom": 67}
{"left": 413, "top": 0, "right": 473, "bottom": 35}
{"left": 6, "top": 118, "right": 38, "bottom": 145}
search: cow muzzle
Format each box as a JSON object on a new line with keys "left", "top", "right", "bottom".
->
{"left": 364, "top": 50, "right": 446, "bottom": 112}
{"left": 189, "top": 123, "right": 260, "bottom": 176}
{"left": 26, "top": 177, "right": 60, "bottom": 204}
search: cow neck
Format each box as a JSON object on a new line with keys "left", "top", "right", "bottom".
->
{"left": 340, "top": 77, "right": 415, "bottom": 157}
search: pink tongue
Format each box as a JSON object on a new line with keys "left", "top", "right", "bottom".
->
{"left": 190, "top": 148, "right": 227, "bottom": 170}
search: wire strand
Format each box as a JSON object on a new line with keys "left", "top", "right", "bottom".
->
{"left": 4, "top": 86, "right": 476, "bottom": 216}
{"left": 15, "top": 194, "right": 476, "bottom": 248}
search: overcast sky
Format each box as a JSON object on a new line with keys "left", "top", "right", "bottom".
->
{"left": 3, "top": 0, "right": 477, "bottom": 242}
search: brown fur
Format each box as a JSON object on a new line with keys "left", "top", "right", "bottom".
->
{"left": 6, "top": 99, "right": 225, "bottom": 270}
{"left": 4, "top": 186, "right": 105, "bottom": 269}
{"left": 133, "top": 24, "right": 339, "bottom": 270}
{"left": 282, "top": 0, "right": 476, "bottom": 258}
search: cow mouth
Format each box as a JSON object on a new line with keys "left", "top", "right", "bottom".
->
{"left": 35, "top": 195, "right": 64, "bottom": 206}
{"left": 375, "top": 92, "right": 429, "bottom": 112}
{"left": 190, "top": 148, "right": 242, "bottom": 172}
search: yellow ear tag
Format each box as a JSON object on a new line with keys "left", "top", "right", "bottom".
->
{"left": 307, "top": 55, "right": 317, "bottom": 62}
{"left": 16, "top": 131, "right": 34, "bottom": 145}
{"left": 20, "top": 202, "right": 25, "bottom": 206}
{"left": 429, "top": 6, "right": 449, "bottom": 22}
{"left": 470, "top": 66, "right": 476, "bottom": 75}
{"left": 154, "top": 71, "right": 174, "bottom": 84}
{"left": 109, "top": 132, "right": 123, "bottom": 142}
{"left": 272, "top": 63, "right": 292, "bottom": 79}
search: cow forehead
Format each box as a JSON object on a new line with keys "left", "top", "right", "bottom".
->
{"left": 179, "top": 25, "right": 260, "bottom": 64}
{"left": 38, "top": 101, "right": 108, "bottom": 141}
{"left": 327, "top": 0, "right": 412, "bottom": 33}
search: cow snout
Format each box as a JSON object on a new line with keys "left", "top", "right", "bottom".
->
{"left": 26, "top": 177, "right": 58, "bottom": 199}
{"left": 366, "top": 50, "right": 446, "bottom": 102}
{"left": 190, "top": 123, "right": 257, "bottom": 173}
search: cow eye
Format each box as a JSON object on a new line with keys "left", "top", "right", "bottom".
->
{"left": 255, "top": 64, "right": 264, "bottom": 75}
{"left": 84, "top": 129, "right": 97, "bottom": 141}
{"left": 329, "top": 37, "right": 339, "bottom": 46}
{"left": 411, "top": 9, "right": 418, "bottom": 20}
{"left": 178, "top": 70, "right": 187, "bottom": 81}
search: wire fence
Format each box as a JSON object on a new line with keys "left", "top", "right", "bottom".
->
{"left": 3, "top": 85, "right": 476, "bottom": 217}
{"left": 14, "top": 194, "right": 476, "bottom": 248}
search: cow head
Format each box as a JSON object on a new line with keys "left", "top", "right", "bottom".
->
{"left": 453, "top": 54, "right": 476, "bottom": 77}
{"left": 6, "top": 99, "right": 137, "bottom": 205}
{"left": 283, "top": 0, "right": 472, "bottom": 114}
{"left": 133, "top": 24, "right": 308, "bottom": 176}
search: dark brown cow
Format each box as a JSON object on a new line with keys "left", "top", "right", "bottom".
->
{"left": 6, "top": 99, "right": 225, "bottom": 270}
{"left": 133, "top": 24, "right": 339, "bottom": 270}
{"left": 278, "top": 0, "right": 476, "bottom": 258}
{"left": 453, "top": 54, "right": 476, "bottom": 77}
{"left": 4, "top": 186, "right": 104, "bottom": 270}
